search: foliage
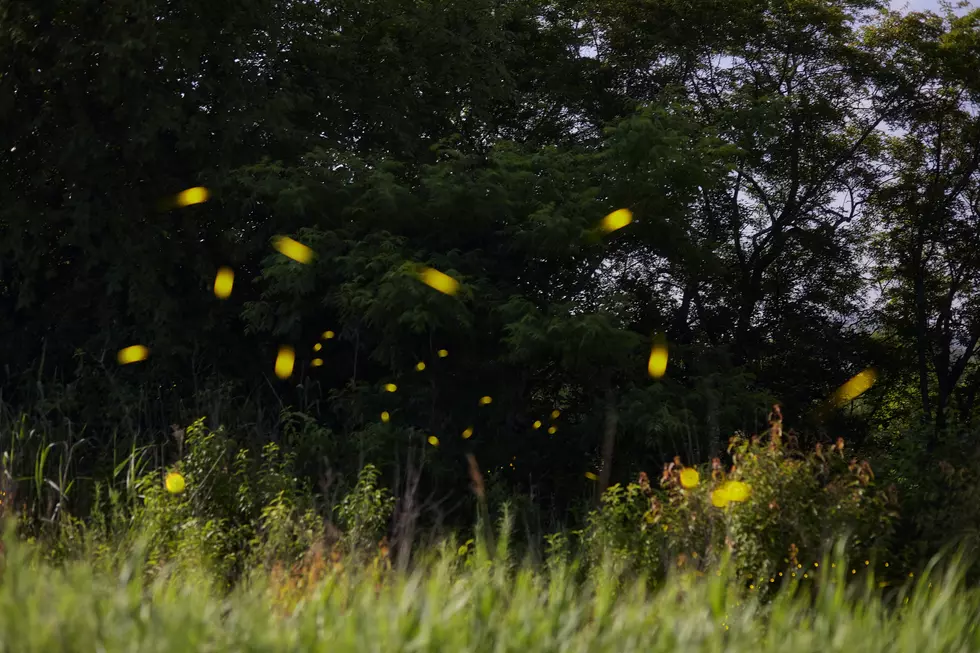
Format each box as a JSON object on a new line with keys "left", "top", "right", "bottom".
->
{"left": 3, "top": 530, "right": 980, "bottom": 652}
{"left": 583, "top": 410, "right": 898, "bottom": 592}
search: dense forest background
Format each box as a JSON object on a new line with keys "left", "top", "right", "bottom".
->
{"left": 2, "top": 0, "right": 980, "bottom": 565}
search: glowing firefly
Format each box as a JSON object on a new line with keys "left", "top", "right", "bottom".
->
{"left": 419, "top": 267, "right": 459, "bottom": 296}
{"left": 117, "top": 345, "right": 149, "bottom": 365}
{"left": 213, "top": 266, "right": 234, "bottom": 299}
{"left": 648, "top": 332, "right": 668, "bottom": 379}
{"left": 599, "top": 208, "right": 633, "bottom": 234}
{"left": 273, "top": 236, "right": 314, "bottom": 264}
{"left": 274, "top": 346, "right": 295, "bottom": 379}
{"left": 175, "top": 187, "right": 210, "bottom": 207}
{"left": 165, "top": 472, "right": 186, "bottom": 494}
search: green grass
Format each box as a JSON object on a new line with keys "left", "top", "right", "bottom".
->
{"left": 1, "top": 534, "right": 979, "bottom": 653}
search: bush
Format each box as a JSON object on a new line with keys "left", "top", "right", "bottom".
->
{"left": 583, "top": 407, "right": 898, "bottom": 592}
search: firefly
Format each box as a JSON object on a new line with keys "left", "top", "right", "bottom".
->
{"left": 419, "top": 267, "right": 459, "bottom": 296}
{"left": 599, "top": 208, "right": 633, "bottom": 233}
{"left": 165, "top": 472, "right": 186, "bottom": 494}
{"left": 648, "top": 332, "right": 668, "bottom": 378}
{"left": 117, "top": 345, "right": 149, "bottom": 365}
{"left": 273, "top": 236, "right": 314, "bottom": 264}
{"left": 175, "top": 187, "right": 210, "bottom": 207}
{"left": 462, "top": 427, "right": 473, "bottom": 439}
{"left": 213, "top": 266, "right": 234, "bottom": 299}
{"left": 274, "top": 346, "right": 295, "bottom": 379}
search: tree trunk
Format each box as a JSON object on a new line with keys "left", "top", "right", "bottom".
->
{"left": 597, "top": 371, "right": 619, "bottom": 502}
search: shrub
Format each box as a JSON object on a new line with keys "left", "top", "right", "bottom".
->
{"left": 583, "top": 407, "right": 898, "bottom": 592}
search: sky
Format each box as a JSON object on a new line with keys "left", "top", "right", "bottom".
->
{"left": 890, "top": 0, "right": 975, "bottom": 14}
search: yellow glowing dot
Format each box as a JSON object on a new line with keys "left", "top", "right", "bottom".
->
{"left": 462, "top": 427, "right": 473, "bottom": 439}
{"left": 384, "top": 383, "right": 397, "bottom": 393}
{"left": 832, "top": 564, "right": 836, "bottom": 568}
{"left": 679, "top": 468, "right": 700, "bottom": 489}
{"left": 427, "top": 436, "right": 439, "bottom": 447}
{"left": 884, "top": 562, "right": 889, "bottom": 567}
{"left": 585, "top": 472, "right": 598, "bottom": 481}
{"left": 437, "top": 349, "right": 449, "bottom": 358}
{"left": 311, "top": 358, "right": 323, "bottom": 367}
{"left": 599, "top": 208, "right": 633, "bottom": 233}
{"left": 165, "top": 472, "right": 186, "bottom": 494}
{"left": 175, "top": 186, "right": 210, "bottom": 207}
{"left": 852, "top": 569, "right": 857, "bottom": 574}
{"left": 778, "top": 572, "right": 783, "bottom": 577}
{"left": 213, "top": 266, "right": 234, "bottom": 299}
{"left": 797, "top": 564, "right": 802, "bottom": 568}
{"left": 770, "top": 578, "right": 775, "bottom": 583}
{"left": 533, "top": 420, "right": 542, "bottom": 429}
{"left": 803, "top": 574, "right": 808, "bottom": 579}
{"left": 551, "top": 410, "right": 560, "bottom": 419}
{"left": 909, "top": 572, "right": 914, "bottom": 577}
{"left": 117, "top": 345, "right": 149, "bottom": 365}
{"left": 313, "top": 343, "right": 322, "bottom": 352}
{"left": 814, "top": 562, "right": 819, "bottom": 567}
{"left": 865, "top": 560, "right": 870, "bottom": 565}
{"left": 416, "top": 362, "right": 426, "bottom": 371}
{"left": 832, "top": 368, "right": 878, "bottom": 405}
{"left": 710, "top": 489, "right": 730, "bottom": 508}
{"left": 479, "top": 396, "right": 492, "bottom": 406}
{"left": 548, "top": 426, "right": 557, "bottom": 434}
{"left": 749, "top": 584, "right": 755, "bottom": 590}
{"left": 418, "top": 266, "right": 460, "bottom": 296}
{"left": 721, "top": 480, "right": 750, "bottom": 502}
{"left": 273, "top": 236, "right": 314, "bottom": 264}
{"left": 274, "top": 346, "right": 295, "bottom": 379}
{"left": 648, "top": 333, "right": 668, "bottom": 378}
{"left": 381, "top": 411, "right": 390, "bottom": 423}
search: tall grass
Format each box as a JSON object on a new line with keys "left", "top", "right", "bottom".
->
{"left": 2, "top": 529, "right": 980, "bottom": 652}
